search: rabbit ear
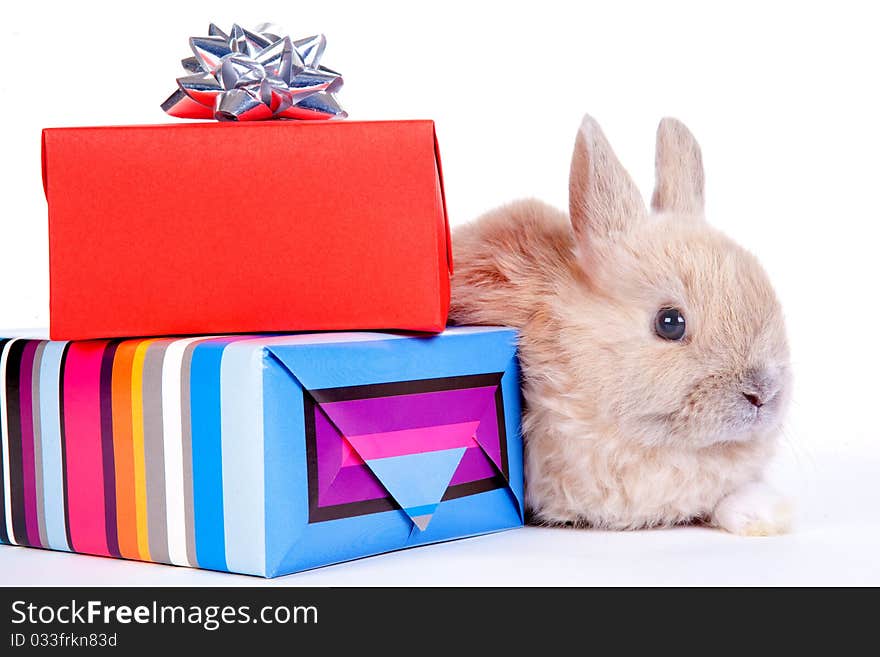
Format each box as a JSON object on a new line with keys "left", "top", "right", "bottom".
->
{"left": 651, "top": 118, "right": 705, "bottom": 215}
{"left": 569, "top": 115, "right": 646, "bottom": 248}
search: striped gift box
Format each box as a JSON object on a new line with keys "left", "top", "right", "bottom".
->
{"left": 0, "top": 328, "right": 523, "bottom": 577}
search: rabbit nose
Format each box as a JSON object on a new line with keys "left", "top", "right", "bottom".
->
{"left": 741, "top": 367, "right": 779, "bottom": 409}
{"left": 743, "top": 392, "right": 764, "bottom": 408}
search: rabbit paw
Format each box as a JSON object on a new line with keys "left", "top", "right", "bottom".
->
{"left": 711, "top": 481, "right": 793, "bottom": 536}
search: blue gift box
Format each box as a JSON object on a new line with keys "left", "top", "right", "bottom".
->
{"left": 0, "top": 328, "right": 523, "bottom": 577}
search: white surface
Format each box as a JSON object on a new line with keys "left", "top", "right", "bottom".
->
{"left": 1, "top": 1, "right": 879, "bottom": 585}
{"left": 2, "top": 439, "right": 878, "bottom": 586}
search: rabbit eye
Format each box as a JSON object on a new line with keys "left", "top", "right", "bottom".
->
{"left": 655, "top": 307, "right": 686, "bottom": 341}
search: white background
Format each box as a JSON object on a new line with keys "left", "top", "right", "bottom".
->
{"left": 1, "top": 0, "right": 878, "bottom": 585}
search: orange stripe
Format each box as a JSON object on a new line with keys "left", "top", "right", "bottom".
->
{"left": 111, "top": 341, "right": 140, "bottom": 560}
{"left": 130, "top": 339, "right": 157, "bottom": 562}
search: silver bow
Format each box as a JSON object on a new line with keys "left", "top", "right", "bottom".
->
{"left": 161, "top": 23, "right": 346, "bottom": 121}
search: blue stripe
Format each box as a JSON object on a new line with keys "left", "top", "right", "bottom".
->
{"left": 189, "top": 340, "right": 232, "bottom": 572}
{"left": 37, "top": 342, "right": 70, "bottom": 551}
{"left": 220, "top": 342, "right": 266, "bottom": 576}
{"left": 404, "top": 504, "right": 439, "bottom": 517}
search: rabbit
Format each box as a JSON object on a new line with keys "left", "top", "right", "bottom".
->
{"left": 450, "top": 114, "right": 792, "bottom": 535}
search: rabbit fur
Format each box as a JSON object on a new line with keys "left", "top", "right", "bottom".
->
{"left": 449, "top": 115, "right": 792, "bottom": 535}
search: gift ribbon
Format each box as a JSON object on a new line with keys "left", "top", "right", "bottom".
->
{"left": 161, "top": 23, "right": 346, "bottom": 121}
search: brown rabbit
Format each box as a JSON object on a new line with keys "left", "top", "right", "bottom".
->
{"left": 450, "top": 115, "right": 792, "bottom": 535}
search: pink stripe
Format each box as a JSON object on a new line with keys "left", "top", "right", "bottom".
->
{"left": 63, "top": 342, "right": 110, "bottom": 556}
{"left": 340, "top": 438, "right": 364, "bottom": 466}
{"left": 18, "top": 341, "right": 41, "bottom": 547}
{"left": 344, "top": 422, "right": 480, "bottom": 463}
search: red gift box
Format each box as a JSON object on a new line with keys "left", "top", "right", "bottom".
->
{"left": 42, "top": 120, "right": 452, "bottom": 340}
